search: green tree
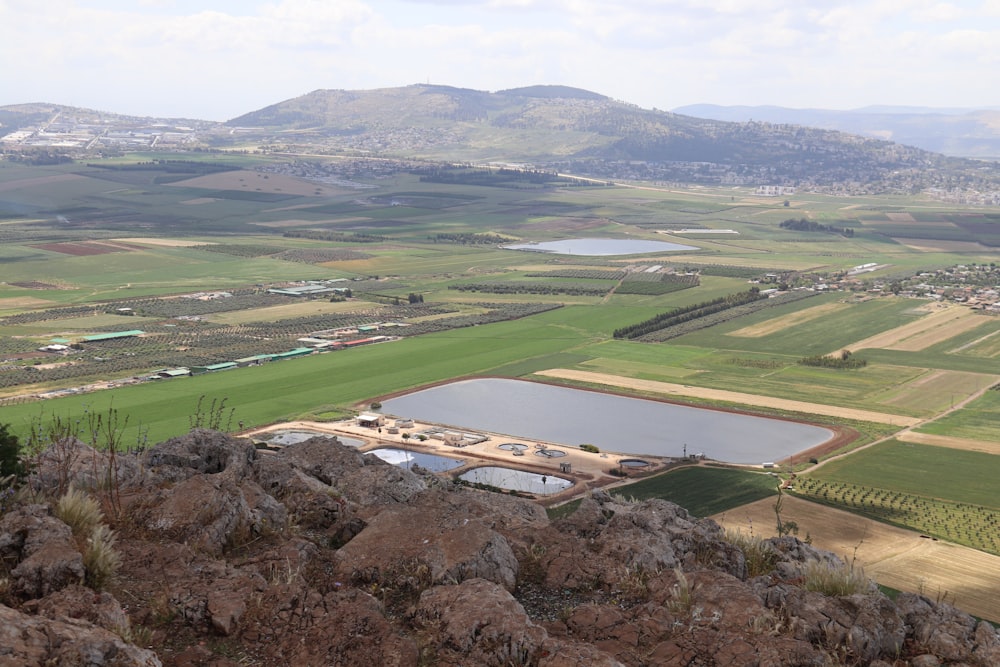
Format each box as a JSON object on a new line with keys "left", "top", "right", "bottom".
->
{"left": 0, "top": 422, "right": 24, "bottom": 480}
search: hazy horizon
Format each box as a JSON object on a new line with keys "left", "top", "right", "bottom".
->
{"left": 1, "top": 1, "right": 998, "bottom": 121}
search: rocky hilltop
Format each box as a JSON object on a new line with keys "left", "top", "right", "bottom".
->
{"left": 2, "top": 429, "right": 998, "bottom": 666}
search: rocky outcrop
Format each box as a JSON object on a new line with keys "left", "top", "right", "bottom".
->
{"left": 0, "top": 602, "right": 161, "bottom": 667}
{"left": 335, "top": 490, "right": 521, "bottom": 591}
{"left": 0, "top": 504, "right": 85, "bottom": 599}
{"left": 2, "top": 429, "right": 998, "bottom": 667}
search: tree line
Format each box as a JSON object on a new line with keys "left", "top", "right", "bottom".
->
{"left": 613, "top": 288, "right": 763, "bottom": 339}
{"left": 780, "top": 218, "right": 855, "bottom": 237}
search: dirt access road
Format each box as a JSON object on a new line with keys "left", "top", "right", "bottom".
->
{"left": 534, "top": 369, "right": 920, "bottom": 427}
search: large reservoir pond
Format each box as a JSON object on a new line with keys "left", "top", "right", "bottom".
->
{"left": 503, "top": 238, "right": 696, "bottom": 256}
{"left": 382, "top": 378, "right": 833, "bottom": 463}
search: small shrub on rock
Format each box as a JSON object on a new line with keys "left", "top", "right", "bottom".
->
{"left": 724, "top": 529, "right": 779, "bottom": 577}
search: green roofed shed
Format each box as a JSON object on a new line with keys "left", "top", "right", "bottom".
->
{"left": 82, "top": 330, "right": 144, "bottom": 342}
{"left": 191, "top": 362, "right": 238, "bottom": 374}
{"left": 274, "top": 348, "right": 313, "bottom": 360}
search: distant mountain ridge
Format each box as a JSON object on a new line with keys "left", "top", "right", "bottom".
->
{"left": 223, "top": 84, "right": 999, "bottom": 192}
{"left": 672, "top": 104, "right": 1000, "bottom": 158}
{"left": 3, "top": 84, "right": 1000, "bottom": 193}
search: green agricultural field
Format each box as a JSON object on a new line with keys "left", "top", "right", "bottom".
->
{"left": 793, "top": 439, "right": 1000, "bottom": 553}
{"left": 875, "top": 370, "right": 995, "bottom": 414}
{"left": 610, "top": 466, "right": 779, "bottom": 517}
{"left": 678, "top": 296, "right": 923, "bottom": 356}
{"left": 0, "top": 245, "right": 334, "bottom": 301}
{"left": 811, "top": 440, "right": 1000, "bottom": 508}
{"left": 0, "top": 316, "right": 591, "bottom": 446}
{"left": 4, "top": 153, "right": 1000, "bottom": 570}
{"left": 946, "top": 323, "right": 1000, "bottom": 359}
{"left": 914, "top": 389, "right": 1000, "bottom": 442}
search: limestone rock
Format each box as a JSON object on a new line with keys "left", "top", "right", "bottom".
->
{"left": 897, "top": 592, "right": 987, "bottom": 663}
{"left": 29, "top": 437, "right": 146, "bottom": 492}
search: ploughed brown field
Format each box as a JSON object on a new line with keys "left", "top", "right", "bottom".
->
{"left": 30, "top": 241, "right": 140, "bottom": 256}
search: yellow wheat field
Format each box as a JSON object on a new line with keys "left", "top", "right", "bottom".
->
{"left": 534, "top": 369, "right": 920, "bottom": 426}
{"left": 714, "top": 495, "right": 1000, "bottom": 623}
{"left": 836, "top": 304, "right": 985, "bottom": 353}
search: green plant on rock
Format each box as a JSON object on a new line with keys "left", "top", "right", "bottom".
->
{"left": 0, "top": 423, "right": 25, "bottom": 482}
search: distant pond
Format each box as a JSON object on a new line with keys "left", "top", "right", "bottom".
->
{"left": 503, "top": 238, "right": 696, "bottom": 256}
{"left": 258, "top": 430, "right": 364, "bottom": 448}
{"left": 381, "top": 378, "right": 833, "bottom": 464}
{"left": 459, "top": 466, "right": 572, "bottom": 495}
{"left": 367, "top": 448, "right": 463, "bottom": 473}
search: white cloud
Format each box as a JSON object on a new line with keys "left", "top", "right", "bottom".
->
{"left": 0, "top": 0, "right": 997, "bottom": 118}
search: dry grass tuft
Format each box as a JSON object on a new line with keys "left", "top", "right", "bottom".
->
{"left": 724, "top": 529, "right": 779, "bottom": 577}
{"left": 55, "top": 488, "right": 104, "bottom": 538}
{"left": 802, "top": 559, "right": 870, "bottom": 597}
{"left": 83, "top": 524, "right": 120, "bottom": 590}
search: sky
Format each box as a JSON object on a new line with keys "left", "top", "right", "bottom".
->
{"left": 1, "top": 0, "right": 998, "bottom": 121}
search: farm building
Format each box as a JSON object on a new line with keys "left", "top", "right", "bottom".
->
{"left": 235, "top": 354, "right": 275, "bottom": 367}
{"left": 341, "top": 336, "right": 389, "bottom": 348}
{"left": 191, "top": 362, "right": 238, "bottom": 374}
{"left": 356, "top": 413, "right": 385, "bottom": 428}
{"left": 267, "top": 283, "right": 343, "bottom": 297}
{"left": 151, "top": 368, "right": 191, "bottom": 379}
{"left": 297, "top": 337, "right": 331, "bottom": 346}
{"left": 273, "top": 347, "right": 313, "bottom": 360}
{"left": 82, "top": 330, "right": 144, "bottom": 342}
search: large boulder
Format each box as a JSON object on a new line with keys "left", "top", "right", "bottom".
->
{"left": 143, "top": 429, "right": 256, "bottom": 482}
{"left": 0, "top": 504, "right": 84, "bottom": 599}
{"left": 414, "top": 578, "right": 549, "bottom": 666}
{"left": 132, "top": 474, "right": 285, "bottom": 555}
{"left": 23, "top": 584, "right": 132, "bottom": 634}
{"left": 540, "top": 497, "right": 733, "bottom": 591}
{"left": 117, "top": 540, "right": 266, "bottom": 637}
{"left": 29, "top": 437, "right": 146, "bottom": 493}
{"left": 336, "top": 489, "right": 520, "bottom": 592}
{"left": 264, "top": 436, "right": 427, "bottom": 508}
{"left": 247, "top": 584, "right": 418, "bottom": 666}
{"left": 897, "top": 592, "right": 1000, "bottom": 664}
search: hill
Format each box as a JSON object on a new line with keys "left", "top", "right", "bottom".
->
{"left": 673, "top": 103, "right": 1000, "bottom": 159}
{"left": 224, "top": 84, "right": 1000, "bottom": 191}
{"left": 3, "top": 84, "right": 1000, "bottom": 192}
